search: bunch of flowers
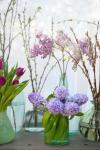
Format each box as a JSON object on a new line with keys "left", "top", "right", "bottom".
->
{"left": 45, "top": 86, "right": 88, "bottom": 116}
{"left": 43, "top": 86, "right": 88, "bottom": 143}
{"left": 54, "top": 27, "right": 100, "bottom": 104}
{"left": 28, "top": 92, "right": 44, "bottom": 108}
{"left": 0, "top": 57, "right": 28, "bottom": 112}
{"left": 28, "top": 86, "right": 88, "bottom": 117}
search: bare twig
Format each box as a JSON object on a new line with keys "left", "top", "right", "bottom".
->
{"left": 37, "top": 56, "right": 51, "bottom": 92}
{"left": 2, "top": 0, "right": 13, "bottom": 60}
{"left": 39, "top": 58, "right": 62, "bottom": 93}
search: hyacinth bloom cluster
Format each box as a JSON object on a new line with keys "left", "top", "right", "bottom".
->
{"left": 63, "top": 102, "right": 80, "bottom": 116}
{"left": 46, "top": 98, "right": 64, "bottom": 114}
{"left": 30, "top": 33, "right": 53, "bottom": 58}
{"left": 54, "top": 86, "right": 69, "bottom": 100}
{"left": 69, "top": 94, "right": 88, "bottom": 106}
{"left": 28, "top": 92, "right": 44, "bottom": 108}
{"left": 46, "top": 86, "right": 88, "bottom": 116}
{"left": 28, "top": 86, "right": 88, "bottom": 116}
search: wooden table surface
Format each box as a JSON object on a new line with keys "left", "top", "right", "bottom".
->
{"left": 0, "top": 132, "right": 100, "bottom": 150}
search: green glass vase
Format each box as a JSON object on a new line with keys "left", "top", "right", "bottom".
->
{"left": 79, "top": 102, "right": 100, "bottom": 142}
{"left": 0, "top": 112, "right": 15, "bottom": 144}
{"left": 59, "top": 73, "right": 68, "bottom": 87}
{"left": 59, "top": 73, "right": 79, "bottom": 135}
{"left": 43, "top": 112, "right": 69, "bottom": 145}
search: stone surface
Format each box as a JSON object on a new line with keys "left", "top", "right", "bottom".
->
{"left": 0, "top": 132, "right": 100, "bottom": 150}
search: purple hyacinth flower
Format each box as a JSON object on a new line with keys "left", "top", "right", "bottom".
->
{"left": 63, "top": 102, "right": 80, "bottom": 116}
{"left": 71, "top": 93, "right": 88, "bottom": 106}
{"left": 54, "top": 86, "right": 69, "bottom": 100}
{"left": 46, "top": 98, "right": 64, "bottom": 115}
{"left": 28, "top": 92, "right": 44, "bottom": 107}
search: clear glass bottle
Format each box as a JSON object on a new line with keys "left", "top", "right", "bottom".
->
{"left": 24, "top": 108, "right": 44, "bottom": 132}
{"left": 7, "top": 92, "right": 25, "bottom": 133}
{"left": 79, "top": 102, "right": 100, "bottom": 141}
{"left": 59, "top": 73, "right": 79, "bottom": 135}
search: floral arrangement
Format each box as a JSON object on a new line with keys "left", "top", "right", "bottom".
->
{"left": 28, "top": 86, "right": 88, "bottom": 144}
{"left": 0, "top": 57, "right": 28, "bottom": 112}
{"left": 42, "top": 85, "right": 88, "bottom": 120}
{"left": 54, "top": 27, "right": 100, "bottom": 103}
{"left": 18, "top": 11, "right": 64, "bottom": 127}
{"left": 34, "top": 23, "right": 99, "bottom": 104}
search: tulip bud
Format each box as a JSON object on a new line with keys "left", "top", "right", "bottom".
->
{"left": 16, "top": 67, "right": 25, "bottom": 77}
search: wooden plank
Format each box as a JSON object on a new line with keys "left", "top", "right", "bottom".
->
{"left": 0, "top": 132, "right": 100, "bottom": 150}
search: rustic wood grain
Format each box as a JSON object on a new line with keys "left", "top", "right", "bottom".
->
{"left": 0, "top": 132, "right": 100, "bottom": 150}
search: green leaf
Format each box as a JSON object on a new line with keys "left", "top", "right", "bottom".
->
{"left": 54, "top": 116, "right": 69, "bottom": 140}
{"left": 0, "top": 80, "right": 28, "bottom": 111}
{"left": 14, "top": 80, "right": 28, "bottom": 95}
{"left": 69, "top": 115, "right": 74, "bottom": 120}
{"left": 4, "top": 62, "right": 8, "bottom": 77}
{"left": 3, "top": 94, "right": 17, "bottom": 111}
{"left": 0, "top": 70, "right": 3, "bottom": 76}
{"left": 7, "top": 67, "right": 16, "bottom": 81}
{"left": 45, "top": 114, "right": 56, "bottom": 133}
{"left": 0, "top": 80, "right": 11, "bottom": 94}
{"left": 2, "top": 85, "right": 15, "bottom": 99}
{"left": 46, "top": 93, "right": 54, "bottom": 101}
{"left": 75, "top": 112, "right": 84, "bottom": 116}
{"left": 42, "top": 111, "right": 51, "bottom": 127}
{"left": 45, "top": 115, "right": 59, "bottom": 143}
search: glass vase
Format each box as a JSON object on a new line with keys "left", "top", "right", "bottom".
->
{"left": 24, "top": 107, "right": 44, "bottom": 132}
{"left": 7, "top": 93, "right": 25, "bottom": 133}
{"left": 0, "top": 112, "right": 15, "bottom": 144}
{"left": 59, "top": 73, "right": 79, "bottom": 135}
{"left": 79, "top": 102, "right": 100, "bottom": 142}
{"left": 43, "top": 112, "right": 69, "bottom": 145}
{"left": 59, "top": 73, "right": 68, "bottom": 87}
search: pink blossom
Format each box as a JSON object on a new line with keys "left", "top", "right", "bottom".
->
{"left": 78, "top": 39, "right": 93, "bottom": 64}
{"left": 73, "top": 48, "right": 81, "bottom": 63}
{"left": 78, "top": 39, "right": 89, "bottom": 55}
{"left": 30, "top": 44, "right": 41, "bottom": 57}
{"left": 55, "top": 31, "right": 69, "bottom": 48}
{"left": 30, "top": 33, "right": 53, "bottom": 58}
